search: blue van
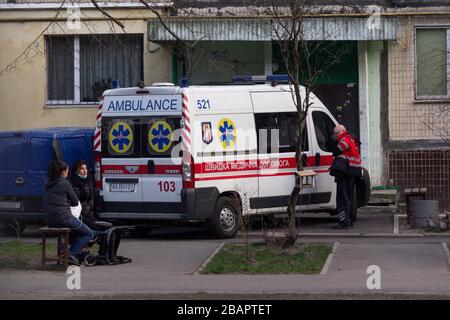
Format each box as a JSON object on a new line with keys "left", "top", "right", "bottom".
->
{"left": 0, "top": 127, "right": 94, "bottom": 236}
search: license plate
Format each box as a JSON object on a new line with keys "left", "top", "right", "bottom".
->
{"left": 109, "top": 183, "right": 136, "bottom": 192}
{"left": 0, "top": 201, "right": 21, "bottom": 210}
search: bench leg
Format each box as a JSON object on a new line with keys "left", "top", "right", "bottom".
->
{"left": 57, "top": 235, "right": 62, "bottom": 266}
{"left": 64, "top": 232, "right": 69, "bottom": 270}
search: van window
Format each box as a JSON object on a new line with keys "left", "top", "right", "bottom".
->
{"left": 102, "top": 118, "right": 141, "bottom": 158}
{"left": 312, "top": 111, "right": 335, "bottom": 152}
{"left": 142, "top": 117, "right": 181, "bottom": 158}
{"left": 255, "top": 112, "right": 308, "bottom": 154}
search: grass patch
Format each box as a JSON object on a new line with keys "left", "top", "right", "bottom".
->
{"left": 0, "top": 240, "right": 100, "bottom": 271}
{"left": 201, "top": 242, "right": 332, "bottom": 274}
{"left": 0, "top": 240, "right": 57, "bottom": 270}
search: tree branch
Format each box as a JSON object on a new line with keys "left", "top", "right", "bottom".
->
{"left": 91, "top": 0, "right": 125, "bottom": 31}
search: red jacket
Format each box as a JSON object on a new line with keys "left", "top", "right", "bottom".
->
{"left": 336, "top": 131, "right": 362, "bottom": 173}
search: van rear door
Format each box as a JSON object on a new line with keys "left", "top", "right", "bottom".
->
{"left": 0, "top": 134, "right": 26, "bottom": 212}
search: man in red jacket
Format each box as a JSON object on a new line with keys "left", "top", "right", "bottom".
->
{"left": 330, "top": 124, "right": 362, "bottom": 229}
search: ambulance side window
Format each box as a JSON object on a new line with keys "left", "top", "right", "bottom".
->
{"left": 255, "top": 112, "right": 308, "bottom": 154}
{"left": 142, "top": 117, "right": 181, "bottom": 158}
{"left": 101, "top": 117, "right": 141, "bottom": 158}
{"left": 277, "top": 113, "right": 308, "bottom": 153}
{"left": 255, "top": 113, "right": 277, "bottom": 154}
{"left": 312, "top": 111, "right": 334, "bottom": 152}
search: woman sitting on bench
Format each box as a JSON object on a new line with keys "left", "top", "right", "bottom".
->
{"left": 43, "top": 160, "right": 94, "bottom": 266}
{"left": 68, "top": 160, "right": 129, "bottom": 265}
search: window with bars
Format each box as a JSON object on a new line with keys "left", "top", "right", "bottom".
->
{"left": 415, "top": 27, "right": 450, "bottom": 100}
{"left": 46, "top": 34, "right": 143, "bottom": 106}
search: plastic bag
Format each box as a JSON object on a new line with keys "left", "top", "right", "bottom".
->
{"left": 70, "top": 201, "right": 82, "bottom": 219}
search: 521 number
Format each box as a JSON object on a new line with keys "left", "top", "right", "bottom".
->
{"left": 196, "top": 99, "right": 211, "bottom": 110}
{"left": 158, "top": 181, "right": 176, "bottom": 192}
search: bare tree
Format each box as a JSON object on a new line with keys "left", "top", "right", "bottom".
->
{"left": 252, "top": 0, "right": 349, "bottom": 247}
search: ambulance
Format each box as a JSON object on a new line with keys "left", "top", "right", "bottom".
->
{"left": 93, "top": 75, "right": 371, "bottom": 238}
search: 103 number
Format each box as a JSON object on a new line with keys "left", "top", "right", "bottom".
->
{"left": 158, "top": 181, "right": 176, "bottom": 192}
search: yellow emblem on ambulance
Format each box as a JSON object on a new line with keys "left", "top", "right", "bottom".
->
{"left": 217, "top": 118, "right": 236, "bottom": 149}
{"left": 109, "top": 121, "right": 133, "bottom": 154}
{"left": 148, "top": 120, "right": 173, "bottom": 153}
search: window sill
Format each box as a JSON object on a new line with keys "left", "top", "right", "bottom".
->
{"left": 413, "top": 98, "right": 450, "bottom": 104}
{"left": 44, "top": 104, "right": 98, "bottom": 109}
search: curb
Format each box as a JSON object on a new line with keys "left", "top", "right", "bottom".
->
{"left": 362, "top": 233, "right": 424, "bottom": 238}
{"left": 424, "top": 233, "right": 450, "bottom": 238}
{"left": 241, "top": 232, "right": 431, "bottom": 239}
{"left": 194, "top": 242, "right": 225, "bottom": 275}
{"left": 241, "top": 231, "right": 450, "bottom": 239}
{"left": 320, "top": 242, "right": 339, "bottom": 275}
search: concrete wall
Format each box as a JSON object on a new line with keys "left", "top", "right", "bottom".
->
{"left": 0, "top": 7, "right": 172, "bottom": 131}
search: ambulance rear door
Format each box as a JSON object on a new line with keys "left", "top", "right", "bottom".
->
{"left": 140, "top": 95, "right": 183, "bottom": 207}
{"left": 101, "top": 94, "right": 144, "bottom": 207}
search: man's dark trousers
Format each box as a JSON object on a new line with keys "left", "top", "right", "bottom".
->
{"left": 336, "top": 174, "right": 355, "bottom": 226}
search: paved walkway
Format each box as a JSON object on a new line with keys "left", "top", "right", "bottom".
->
{"left": 0, "top": 237, "right": 449, "bottom": 299}
{"left": 1, "top": 206, "right": 449, "bottom": 299}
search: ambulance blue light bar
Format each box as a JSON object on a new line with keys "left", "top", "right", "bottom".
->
{"left": 232, "top": 74, "right": 289, "bottom": 83}
{"left": 180, "top": 78, "right": 189, "bottom": 88}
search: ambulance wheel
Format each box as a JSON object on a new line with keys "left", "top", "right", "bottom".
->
{"left": 209, "top": 197, "right": 240, "bottom": 239}
{"left": 351, "top": 185, "right": 358, "bottom": 222}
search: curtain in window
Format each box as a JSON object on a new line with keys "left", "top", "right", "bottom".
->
{"left": 46, "top": 36, "right": 74, "bottom": 101}
{"left": 80, "top": 34, "right": 143, "bottom": 102}
{"left": 416, "top": 29, "right": 447, "bottom": 97}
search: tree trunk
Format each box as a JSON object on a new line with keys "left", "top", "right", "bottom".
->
{"left": 284, "top": 175, "right": 301, "bottom": 248}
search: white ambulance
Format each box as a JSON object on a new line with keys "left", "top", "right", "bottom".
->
{"left": 93, "top": 76, "right": 370, "bottom": 238}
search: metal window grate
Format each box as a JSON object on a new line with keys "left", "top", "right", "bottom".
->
{"left": 46, "top": 34, "right": 143, "bottom": 106}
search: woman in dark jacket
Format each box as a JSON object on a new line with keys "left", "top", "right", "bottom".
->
{"left": 43, "top": 160, "right": 94, "bottom": 265}
{"left": 69, "top": 160, "right": 123, "bottom": 262}
{"left": 68, "top": 160, "right": 96, "bottom": 229}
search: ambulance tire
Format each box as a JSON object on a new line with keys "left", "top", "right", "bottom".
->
{"left": 351, "top": 185, "right": 358, "bottom": 222}
{"left": 209, "top": 196, "right": 240, "bottom": 239}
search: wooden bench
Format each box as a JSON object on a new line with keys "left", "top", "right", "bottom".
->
{"left": 39, "top": 227, "right": 71, "bottom": 270}
{"left": 404, "top": 187, "right": 427, "bottom": 225}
